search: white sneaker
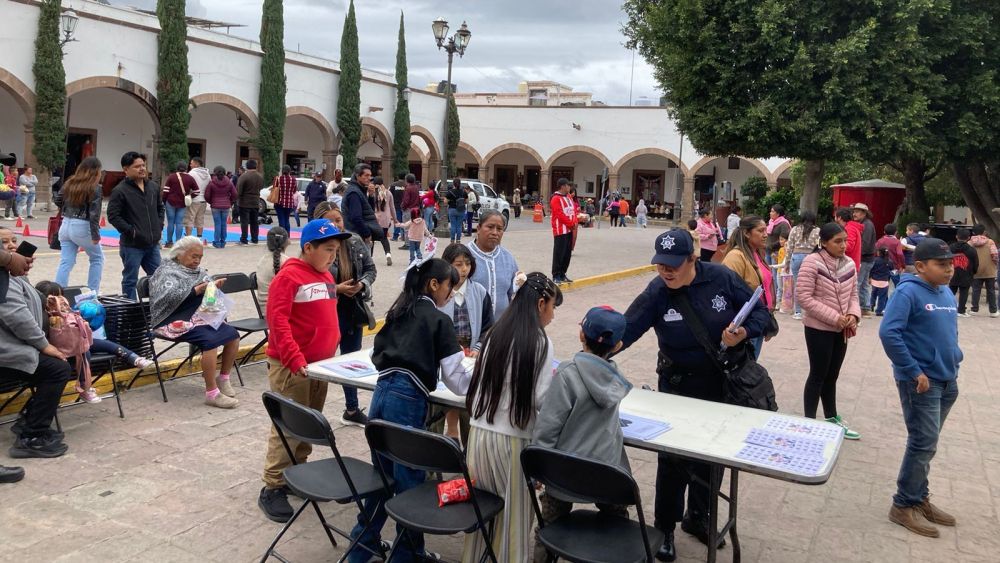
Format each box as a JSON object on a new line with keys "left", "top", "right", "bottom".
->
{"left": 793, "top": 313, "right": 803, "bottom": 320}
{"left": 134, "top": 357, "right": 153, "bottom": 369}
{"left": 79, "top": 388, "right": 102, "bottom": 404}
{"left": 206, "top": 393, "right": 238, "bottom": 409}
{"left": 990, "top": 312, "right": 1000, "bottom": 318}
{"left": 958, "top": 313, "right": 970, "bottom": 318}
{"left": 217, "top": 377, "right": 236, "bottom": 398}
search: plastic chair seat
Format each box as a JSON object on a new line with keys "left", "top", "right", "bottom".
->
{"left": 385, "top": 480, "right": 504, "bottom": 535}
{"left": 284, "top": 457, "right": 390, "bottom": 504}
{"left": 229, "top": 317, "right": 268, "bottom": 333}
{"left": 537, "top": 510, "right": 665, "bottom": 563}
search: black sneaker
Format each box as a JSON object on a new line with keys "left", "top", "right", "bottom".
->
{"left": 398, "top": 244, "right": 409, "bottom": 251}
{"left": 0, "top": 464, "right": 25, "bottom": 483}
{"left": 341, "top": 408, "right": 369, "bottom": 428}
{"left": 10, "top": 419, "right": 65, "bottom": 442}
{"left": 9, "top": 435, "right": 69, "bottom": 459}
{"left": 258, "top": 487, "right": 294, "bottom": 523}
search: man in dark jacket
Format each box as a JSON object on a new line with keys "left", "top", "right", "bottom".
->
{"left": 304, "top": 171, "right": 327, "bottom": 221}
{"left": 853, "top": 203, "right": 878, "bottom": 317}
{"left": 107, "top": 151, "right": 164, "bottom": 299}
{"left": 341, "top": 163, "right": 379, "bottom": 242}
{"left": 236, "top": 159, "right": 264, "bottom": 245}
{"left": 949, "top": 229, "right": 979, "bottom": 317}
{"left": 390, "top": 172, "right": 407, "bottom": 242}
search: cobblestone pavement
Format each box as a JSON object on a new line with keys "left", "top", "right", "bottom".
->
{"left": 1, "top": 216, "right": 998, "bottom": 562}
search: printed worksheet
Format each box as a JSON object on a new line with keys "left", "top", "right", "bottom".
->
{"left": 620, "top": 412, "right": 672, "bottom": 441}
{"left": 762, "top": 415, "right": 843, "bottom": 441}
{"left": 744, "top": 429, "right": 827, "bottom": 459}
{"left": 317, "top": 360, "right": 377, "bottom": 379}
{"left": 735, "top": 444, "right": 825, "bottom": 476}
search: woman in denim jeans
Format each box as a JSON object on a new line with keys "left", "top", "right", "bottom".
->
{"left": 783, "top": 211, "right": 820, "bottom": 319}
{"left": 54, "top": 157, "right": 105, "bottom": 292}
{"left": 16, "top": 166, "right": 37, "bottom": 218}
{"left": 161, "top": 161, "right": 195, "bottom": 247}
{"left": 204, "top": 166, "right": 238, "bottom": 248}
{"left": 347, "top": 259, "right": 472, "bottom": 563}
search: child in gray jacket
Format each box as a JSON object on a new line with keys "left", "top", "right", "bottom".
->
{"left": 531, "top": 306, "right": 633, "bottom": 562}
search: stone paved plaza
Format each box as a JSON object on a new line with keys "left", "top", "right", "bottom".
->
{"left": 1, "top": 215, "right": 998, "bottom": 562}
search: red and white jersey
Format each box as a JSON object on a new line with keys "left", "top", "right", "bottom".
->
{"left": 550, "top": 192, "right": 578, "bottom": 236}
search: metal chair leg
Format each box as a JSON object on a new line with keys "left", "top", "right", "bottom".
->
{"left": 109, "top": 365, "right": 124, "bottom": 418}
{"left": 309, "top": 500, "right": 338, "bottom": 548}
{"left": 259, "top": 500, "right": 309, "bottom": 563}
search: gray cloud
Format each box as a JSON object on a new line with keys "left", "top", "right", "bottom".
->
{"left": 107, "top": 0, "right": 661, "bottom": 105}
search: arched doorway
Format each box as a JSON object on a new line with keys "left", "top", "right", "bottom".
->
{"left": 188, "top": 93, "right": 258, "bottom": 173}
{"left": 689, "top": 156, "right": 771, "bottom": 209}
{"left": 0, "top": 68, "right": 35, "bottom": 172}
{"left": 544, "top": 145, "right": 612, "bottom": 201}
{"left": 284, "top": 107, "right": 335, "bottom": 177}
{"left": 772, "top": 160, "right": 795, "bottom": 188}
{"left": 482, "top": 143, "right": 545, "bottom": 199}
{"left": 456, "top": 142, "right": 483, "bottom": 182}
{"left": 65, "top": 76, "right": 160, "bottom": 185}
{"left": 614, "top": 148, "right": 687, "bottom": 219}
{"left": 359, "top": 117, "right": 392, "bottom": 178}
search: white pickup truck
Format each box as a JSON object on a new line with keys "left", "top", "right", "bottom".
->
{"left": 432, "top": 178, "right": 511, "bottom": 225}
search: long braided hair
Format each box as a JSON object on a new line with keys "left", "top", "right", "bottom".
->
{"left": 266, "top": 227, "right": 289, "bottom": 274}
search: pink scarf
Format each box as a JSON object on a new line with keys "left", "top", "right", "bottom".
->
{"left": 766, "top": 216, "right": 790, "bottom": 235}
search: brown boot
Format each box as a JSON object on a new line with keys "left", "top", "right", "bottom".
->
{"left": 918, "top": 498, "right": 956, "bottom": 526}
{"left": 889, "top": 504, "right": 939, "bottom": 537}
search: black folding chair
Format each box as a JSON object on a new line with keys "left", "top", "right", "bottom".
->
{"left": 214, "top": 272, "right": 269, "bottom": 374}
{"left": 99, "top": 294, "right": 168, "bottom": 403}
{"left": 520, "top": 446, "right": 664, "bottom": 563}
{"left": 61, "top": 285, "right": 89, "bottom": 304}
{"left": 365, "top": 419, "right": 504, "bottom": 563}
{"left": 260, "top": 391, "right": 389, "bottom": 563}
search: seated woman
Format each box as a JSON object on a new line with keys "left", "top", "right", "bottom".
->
{"left": 148, "top": 236, "right": 241, "bottom": 409}
{"left": 0, "top": 226, "right": 74, "bottom": 459}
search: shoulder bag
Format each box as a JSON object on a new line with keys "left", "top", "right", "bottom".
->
{"left": 178, "top": 173, "right": 193, "bottom": 207}
{"left": 267, "top": 177, "right": 280, "bottom": 204}
{"left": 672, "top": 291, "right": 778, "bottom": 411}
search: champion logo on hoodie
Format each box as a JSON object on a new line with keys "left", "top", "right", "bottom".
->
{"left": 294, "top": 282, "right": 335, "bottom": 303}
{"left": 924, "top": 303, "right": 957, "bottom": 312}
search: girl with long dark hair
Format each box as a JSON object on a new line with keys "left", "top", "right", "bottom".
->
{"left": 54, "top": 156, "right": 105, "bottom": 292}
{"left": 368, "top": 176, "right": 395, "bottom": 266}
{"left": 784, "top": 211, "right": 819, "bottom": 319}
{"left": 796, "top": 222, "right": 862, "bottom": 440}
{"left": 722, "top": 215, "right": 773, "bottom": 358}
{"left": 348, "top": 258, "right": 470, "bottom": 563}
{"left": 462, "top": 272, "right": 561, "bottom": 562}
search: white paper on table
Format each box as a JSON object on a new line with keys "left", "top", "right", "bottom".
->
{"left": 619, "top": 412, "right": 672, "bottom": 441}
{"left": 317, "top": 360, "right": 378, "bottom": 379}
{"left": 762, "top": 415, "right": 843, "bottom": 442}
{"left": 735, "top": 444, "right": 825, "bottom": 476}
{"left": 744, "top": 429, "right": 827, "bottom": 459}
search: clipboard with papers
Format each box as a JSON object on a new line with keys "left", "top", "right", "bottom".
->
{"left": 721, "top": 285, "right": 764, "bottom": 350}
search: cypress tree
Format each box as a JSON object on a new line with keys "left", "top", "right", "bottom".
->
{"left": 31, "top": 0, "right": 66, "bottom": 172}
{"left": 257, "top": 0, "right": 287, "bottom": 183}
{"left": 337, "top": 0, "right": 362, "bottom": 169}
{"left": 391, "top": 12, "right": 411, "bottom": 178}
{"left": 445, "top": 93, "right": 461, "bottom": 176}
{"left": 156, "top": 0, "right": 192, "bottom": 172}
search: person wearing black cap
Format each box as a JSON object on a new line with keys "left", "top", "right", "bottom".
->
{"left": 550, "top": 177, "right": 579, "bottom": 284}
{"left": 619, "top": 228, "right": 770, "bottom": 561}
{"left": 879, "top": 238, "right": 962, "bottom": 538}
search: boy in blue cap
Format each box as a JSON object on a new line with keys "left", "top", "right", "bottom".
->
{"left": 879, "top": 237, "right": 962, "bottom": 538}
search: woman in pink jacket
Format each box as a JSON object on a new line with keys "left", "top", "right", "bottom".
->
{"left": 695, "top": 209, "right": 721, "bottom": 261}
{"left": 795, "top": 222, "right": 862, "bottom": 440}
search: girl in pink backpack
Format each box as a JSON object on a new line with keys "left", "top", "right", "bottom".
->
{"left": 34, "top": 282, "right": 96, "bottom": 403}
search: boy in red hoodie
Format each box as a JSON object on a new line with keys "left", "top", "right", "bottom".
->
{"left": 259, "top": 218, "right": 352, "bottom": 523}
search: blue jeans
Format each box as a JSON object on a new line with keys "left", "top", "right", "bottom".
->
{"left": 790, "top": 253, "right": 808, "bottom": 315}
{"left": 408, "top": 240, "right": 422, "bottom": 262}
{"left": 392, "top": 207, "right": 404, "bottom": 240}
{"left": 16, "top": 190, "right": 35, "bottom": 216}
{"left": 465, "top": 210, "right": 474, "bottom": 234}
{"left": 211, "top": 208, "right": 229, "bottom": 248}
{"left": 90, "top": 338, "right": 140, "bottom": 365}
{"left": 55, "top": 218, "right": 105, "bottom": 292}
{"left": 893, "top": 378, "right": 958, "bottom": 507}
{"left": 858, "top": 260, "right": 874, "bottom": 311}
{"left": 448, "top": 208, "right": 462, "bottom": 241}
{"left": 422, "top": 206, "right": 435, "bottom": 231}
{"left": 871, "top": 285, "right": 889, "bottom": 314}
{"left": 348, "top": 372, "right": 429, "bottom": 563}
{"left": 164, "top": 203, "right": 186, "bottom": 244}
{"left": 338, "top": 319, "right": 363, "bottom": 411}
{"left": 120, "top": 245, "right": 161, "bottom": 300}
{"left": 275, "top": 205, "right": 292, "bottom": 232}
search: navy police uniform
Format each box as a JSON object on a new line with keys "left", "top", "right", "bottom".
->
{"left": 621, "top": 229, "right": 769, "bottom": 540}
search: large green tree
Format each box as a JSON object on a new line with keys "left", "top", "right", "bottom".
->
{"left": 156, "top": 0, "right": 192, "bottom": 172}
{"left": 337, "top": 0, "right": 362, "bottom": 169}
{"left": 257, "top": 0, "right": 287, "bottom": 183}
{"left": 31, "top": 0, "right": 66, "bottom": 172}
{"left": 391, "top": 12, "right": 411, "bottom": 179}
{"left": 445, "top": 93, "right": 460, "bottom": 176}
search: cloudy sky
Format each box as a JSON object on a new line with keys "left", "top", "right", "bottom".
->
{"left": 115, "top": 0, "right": 661, "bottom": 106}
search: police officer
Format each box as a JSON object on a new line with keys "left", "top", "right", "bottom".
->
{"left": 620, "top": 228, "right": 769, "bottom": 561}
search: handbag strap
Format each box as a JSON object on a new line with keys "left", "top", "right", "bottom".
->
{"left": 670, "top": 290, "right": 729, "bottom": 374}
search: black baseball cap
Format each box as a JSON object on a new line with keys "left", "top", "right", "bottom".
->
{"left": 913, "top": 237, "right": 953, "bottom": 262}
{"left": 652, "top": 229, "right": 695, "bottom": 268}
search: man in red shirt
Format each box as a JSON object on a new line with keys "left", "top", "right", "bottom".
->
{"left": 836, "top": 207, "right": 863, "bottom": 271}
{"left": 258, "top": 218, "right": 352, "bottom": 523}
{"left": 551, "top": 178, "right": 579, "bottom": 284}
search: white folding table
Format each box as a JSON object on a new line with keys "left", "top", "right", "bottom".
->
{"left": 307, "top": 350, "right": 844, "bottom": 563}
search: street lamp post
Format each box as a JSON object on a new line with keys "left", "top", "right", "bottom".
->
{"left": 432, "top": 17, "right": 470, "bottom": 236}
{"left": 60, "top": 9, "right": 79, "bottom": 49}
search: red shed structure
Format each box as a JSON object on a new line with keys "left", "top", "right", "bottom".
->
{"left": 831, "top": 179, "right": 906, "bottom": 236}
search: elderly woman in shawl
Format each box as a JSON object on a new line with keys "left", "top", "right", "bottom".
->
{"left": 149, "top": 236, "right": 241, "bottom": 409}
{"left": 466, "top": 210, "right": 522, "bottom": 317}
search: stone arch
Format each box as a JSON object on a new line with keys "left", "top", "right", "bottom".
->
{"left": 286, "top": 106, "right": 336, "bottom": 152}
{"left": 613, "top": 147, "right": 688, "bottom": 177}
{"left": 409, "top": 125, "right": 441, "bottom": 162}
{"left": 361, "top": 117, "right": 392, "bottom": 154}
{"left": 482, "top": 142, "right": 545, "bottom": 168}
{"left": 770, "top": 159, "right": 796, "bottom": 184}
{"left": 409, "top": 143, "right": 428, "bottom": 163}
{"left": 190, "top": 93, "right": 259, "bottom": 131}
{"left": 456, "top": 142, "right": 483, "bottom": 168}
{"left": 65, "top": 76, "right": 159, "bottom": 125}
{"left": 544, "top": 145, "right": 613, "bottom": 172}
{"left": 0, "top": 67, "right": 35, "bottom": 122}
{"left": 689, "top": 155, "right": 771, "bottom": 180}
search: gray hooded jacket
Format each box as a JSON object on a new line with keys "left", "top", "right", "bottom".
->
{"left": 533, "top": 352, "right": 633, "bottom": 470}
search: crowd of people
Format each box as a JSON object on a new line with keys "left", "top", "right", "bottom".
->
{"left": 0, "top": 151, "right": 976, "bottom": 560}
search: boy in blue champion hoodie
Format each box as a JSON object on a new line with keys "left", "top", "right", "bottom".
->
{"left": 879, "top": 237, "right": 962, "bottom": 539}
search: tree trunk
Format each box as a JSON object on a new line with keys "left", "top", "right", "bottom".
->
{"left": 954, "top": 160, "right": 1000, "bottom": 240}
{"left": 799, "top": 159, "right": 824, "bottom": 215}
{"left": 901, "top": 158, "right": 930, "bottom": 217}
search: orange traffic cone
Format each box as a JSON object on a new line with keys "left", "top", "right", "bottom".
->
{"left": 100, "top": 216, "right": 106, "bottom": 227}
{"left": 14, "top": 217, "right": 22, "bottom": 228}
{"left": 22, "top": 224, "right": 30, "bottom": 237}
